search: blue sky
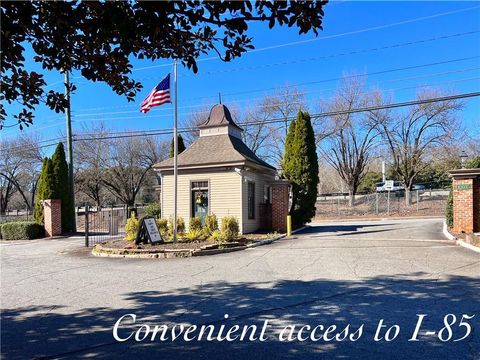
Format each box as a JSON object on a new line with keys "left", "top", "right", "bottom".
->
{"left": 2, "top": 1, "right": 479, "bottom": 147}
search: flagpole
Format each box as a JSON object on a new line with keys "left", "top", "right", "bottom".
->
{"left": 173, "top": 60, "right": 178, "bottom": 243}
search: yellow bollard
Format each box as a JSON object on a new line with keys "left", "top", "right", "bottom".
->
{"left": 287, "top": 215, "right": 292, "bottom": 236}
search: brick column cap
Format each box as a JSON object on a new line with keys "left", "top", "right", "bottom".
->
{"left": 43, "top": 199, "right": 61, "bottom": 203}
{"left": 269, "top": 179, "right": 292, "bottom": 186}
{"left": 449, "top": 168, "right": 480, "bottom": 179}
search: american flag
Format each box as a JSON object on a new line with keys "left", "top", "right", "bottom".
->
{"left": 140, "top": 74, "right": 171, "bottom": 113}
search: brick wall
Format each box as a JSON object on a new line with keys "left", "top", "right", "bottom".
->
{"left": 44, "top": 199, "right": 62, "bottom": 237}
{"left": 474, "top": 179, "right": 480, "bottom": 232}
{"left": 452, "top": 178, "right": 475, "bottom": 233}
{"left": 271, "top": 182, "right": 290, "bottom": 233}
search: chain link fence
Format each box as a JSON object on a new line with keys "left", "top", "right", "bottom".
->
{"left": 315, "top": 189, "right": 449, "bottom": 219}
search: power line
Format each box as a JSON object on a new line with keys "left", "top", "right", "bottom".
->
{"left": 67, "top": 65, "right": 480, "bottom": 115}
{"left": 5, "top": 91, "right": 479, "bottom": 153}
{"left": 3, "top": 72, "right": 479, "bottom": 136}
{"left": 221, "top": 56, "right": 480, "bottom": 98}
{"left": 178, "top": 31, "right": 480, "bottom": 78}
{"left": 62, "top": 56, "right": 479, "bottom": 119}
{"left": 130, "top": 5, "right": 480, "bottom": 72}
{"left": 2, "top": 67, "right": 479, "bottom": 135}
{"left": 69, "top": 92, "right": 480, "bottom": 142}
{"left": 63, "top": 76, "right": 480, "bottom": 125}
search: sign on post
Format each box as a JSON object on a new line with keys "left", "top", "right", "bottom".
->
{"left": 384, "top": 180, "right": 394, "bottom": 191}
{"left": 135, "top": 216, "right": 163, "bottom": 244}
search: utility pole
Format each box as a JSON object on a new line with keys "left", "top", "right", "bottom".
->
{"left": 382, "top": 160, "right": 386, "bottom": 182}
{"left": 64, "top": 69, "right": 76, "bottom": 231}
{"left": 173, "top": 60, "right": 178, "bottom": 242}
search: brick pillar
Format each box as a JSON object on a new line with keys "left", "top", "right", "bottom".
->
{"left": 271, "top": 181, "right": 291, "bottom": 233}
{"left": 43, "top": 199, "right": 62, "bottom": 237}
{"left": 474, "top": 179, "right": 480, "bottom": 233}
{"left": 449, "top": 168, "right": 480, "bottom": 234}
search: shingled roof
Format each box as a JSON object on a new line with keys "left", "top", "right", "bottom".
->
{"left": 154, "top": 104, "right": 275, "bottom": 171}
{"left": 198, "top": 104, "right": 243, "bottom": 130}
{"left": 153, "top": 134, "right": 275, "bottom": 171}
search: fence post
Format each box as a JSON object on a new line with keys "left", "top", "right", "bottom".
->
{"left": 110, "top": 205, "right": 113, "bottom": 235}
{"left": 375, "top": 192, "right": 379, "bottom": 215}
{"left": 84, "top": 205, "right": 89, "bottom": 247}
{"left": 416, "top": 190, "right": 419, "bottom": 212}
{"left": 337, "top": 197, "right": 340, "bottom": 216}
{"left": 387, "top": 191, "right": 390, "bottom": 216}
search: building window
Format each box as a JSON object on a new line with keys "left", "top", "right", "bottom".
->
{"left": 191, "top": 180, "right": 209, "bottom": 222}
{"left": 248, "top": 182, "right": 255, "bottom": 219}
{"left": 264, "top": 185, "right": 272, "bottom": 204}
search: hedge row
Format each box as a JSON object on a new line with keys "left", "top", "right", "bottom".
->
{"left": 0, "top": 221, "right": 44, "bottom": 240}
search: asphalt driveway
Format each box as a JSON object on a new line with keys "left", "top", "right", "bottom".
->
{"left": 1, "top": 218, "right": 479, "bottom": 359}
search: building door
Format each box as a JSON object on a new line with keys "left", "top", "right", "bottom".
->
{"left": 191, "top": 181, "right": 209, "bottom": 223}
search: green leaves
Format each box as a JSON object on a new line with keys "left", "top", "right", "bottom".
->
{"left": 169, "top": 134, "right": 186, "bottom": 158}
{"left": 282, "top": 110, "right": 319, "bottom": 226}
{"left": 1, "top": 1, "right": 327, "bottom": 128}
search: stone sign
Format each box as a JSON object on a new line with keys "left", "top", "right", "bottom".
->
{"left": 456, "top": 184, "right": 472, "bottom": 190}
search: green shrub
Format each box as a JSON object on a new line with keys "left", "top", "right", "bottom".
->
{"left": 203, "top": 213, "right": 218, "bottom": 237}
{"left": 168, "top": 216, "right": 185, "bottom": 236}
{"left": 208, "top": 229, "right": 225, "bottom": 243}
{"left": 466, "top": 156, "right": 480, "bottom": 169}
{"left": 189, "top": 216, "right": 202, "bottom": 231}
{"left": 446, "top": 187, "right": 454, "bottom": 229}
{"left": 221, "top": 216, "right": 239, "bottom": 242}
{"left": 0, "top": 221, "right": 44, "bottom": 240}
{"left": 267, "top": 231, "right": 280, "bottom": 239}
{"left": 155, "top": 218, "right": 168, "bottom": 238}
{"left": 184, "top": 228, "right": 203, "bottom": 242}
{"left": 124, "top": 212, "right": 139, "bottom": 241}
{"left": 144, "top": 203, "right": 161, "bottom": 218}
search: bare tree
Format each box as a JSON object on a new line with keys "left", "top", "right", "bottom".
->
{"left": 319, "top": 77, "right": 381, "bottom": 206}
{"left": 0, "top": 136, "right": 43, "bottom": 212}
{"left": 100, "top": 135, "right": 168, "bottom": 207}
{"left": 262, "top": 87, "right": 306, "bottom": 165}
{"left": 181, "top": 106, "right": 211, "bottom": 145}
{"left": 374, "top": 88, "right": 462, "bottom": 204}
{"left": 0, "top": 173, "right": 16, "bottom": 214}
{"left": 242, "top": 105, "right": 274, "bottom": 160}
{"left": 74, "top": 124, "right": 110, "bottom": 207}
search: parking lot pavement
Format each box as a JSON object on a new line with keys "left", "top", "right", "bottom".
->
{"left": 1, "top": 218, "right": 479, "bottom": 359}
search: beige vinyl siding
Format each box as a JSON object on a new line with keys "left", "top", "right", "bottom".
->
{"left": 241, "top": 170, "right": 275, "bottom": 233}
{"left": 161, "top": 169, "right": 242, "bottom": 230}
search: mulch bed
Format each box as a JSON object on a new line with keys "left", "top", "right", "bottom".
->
{"left": 92, "top": 233, "right": 283, "bottom": 258}
{"left": 101, "top": 239, "right": 217, "bottom": 251}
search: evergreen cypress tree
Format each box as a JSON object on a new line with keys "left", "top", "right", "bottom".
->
{"left": 169, "top": 134, "right": 186, "bottom": 158}
{"left": 281, "top": 110, "right": 319, "bottom": 226}
{"left": 34, "top": 158, "right": 55, "bottom": 224}
{"left": 34, "top": 158, "right": 48, "bottom": 224}
{"left": 51, "top": 143, "right": 75, "bottom": 232}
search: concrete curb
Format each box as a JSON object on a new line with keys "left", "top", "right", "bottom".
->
{"left": 442, "top": 221, "right": 480, "bottom": 254}
{"left": 313, "top": 216, "right": 444, "bottom": 223}
{"left": 456, "top": 239, "right": 480, "bottom": 254}
{"left": 246, "top": 226, "right": 308, "bottom": 249}
{"left": 92, "top": 226, "right": 309, "bottom": 258}
{"left": 442, "top": 221, "right": 456, "bottom": 241}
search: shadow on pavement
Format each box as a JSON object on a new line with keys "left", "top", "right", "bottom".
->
{"left": 1, "top": 273, "right": 479, "bottom": 359}
{"left": 298, "top": 224, "right": 395, "bottom": 235}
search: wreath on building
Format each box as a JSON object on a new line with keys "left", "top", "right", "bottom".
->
{"left": 195, "top": 192, "right": 207, "bottom": 205}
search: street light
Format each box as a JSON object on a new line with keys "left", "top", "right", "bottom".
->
{"left": 460, "top": 150, "right": 468, "bottom": 169}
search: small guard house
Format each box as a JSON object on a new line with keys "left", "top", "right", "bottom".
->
{"left": 154, "top": 104, "right": 290, "bottom": 234}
